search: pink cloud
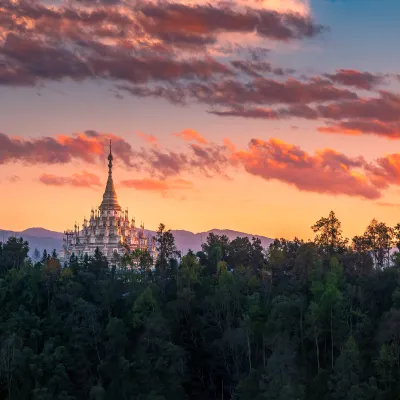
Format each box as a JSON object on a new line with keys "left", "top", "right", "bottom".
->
{"left": 174, "top": 129, "right": 208, "bottom": 144}
{"left": 39, "top": 171, "right": 102, "bottom": 189}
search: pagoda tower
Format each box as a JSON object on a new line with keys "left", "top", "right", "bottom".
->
{"left": 59, "top": 141, "right": 157, "bottom": 267}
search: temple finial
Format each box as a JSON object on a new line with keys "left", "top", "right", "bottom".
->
{"left": 108, "top": 139, "right": 113, "bottom": 176}
{"left": 100, "top": 138, "right": 121, "bottom": 211}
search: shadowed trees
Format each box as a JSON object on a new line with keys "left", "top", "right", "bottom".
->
{"left": 0, "top": 237, "right": 29, "bottom": 272}
{"left": 1, "top": 215, "right": 400, "bottom": 399}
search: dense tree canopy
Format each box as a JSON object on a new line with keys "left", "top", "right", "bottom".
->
{"left": 1, "top": 211, "right": 400, "bottom": 399}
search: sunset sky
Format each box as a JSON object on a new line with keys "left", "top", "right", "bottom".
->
{"left": 2, "top": 0, "right": 400, "bottom": 241}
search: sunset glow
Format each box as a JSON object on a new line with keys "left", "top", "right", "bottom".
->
{"left": 2, "top": 0, "right": 400, "bottom": 241}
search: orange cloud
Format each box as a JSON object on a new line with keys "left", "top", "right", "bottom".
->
{"left": 119, "top": 177, "right": 193, "bottom": 194}
{"left": 39, "top": 171, "right": 102, "bottom": 189}
{"left": 223, "top": 138, "right": 236, "bottom": 153}
{"left": 318, "top": 120, "right": 400, "bottom": 139}
{"left": 174, "top": 129, "right": 208, "bottom": 144}
{"left": 138, "top": 132, "right": 158, "bottom": 146}
{"left": 230, "top": 138, "right": 381, "bottom": 199}
{"left": 0, "top": 130, "right": 229, "bottom": 179}
{"left": 9, "top": 126, "right": 400, "bottom": 201}
{"left": 0, "top": 130, "right": 135, "bottom": 166}
{"left": 376, "top": 202, "right": 400, "bottom": 208}
{"left": 366, "top": 153, "right": 400, "bottom": 190}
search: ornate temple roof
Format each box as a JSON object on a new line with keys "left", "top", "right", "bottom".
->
{"left": 99, "top": 140, "right": 122, "bottom": 211}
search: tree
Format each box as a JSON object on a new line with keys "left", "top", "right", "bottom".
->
{"left": 249, "top": 237, "right": 267, "bottom": 274}
{"left": 321, "top": 257, "right": 344, "bottom": 369}
{"left": 311, "top": 211, "right": 348, "bottom": 255}
{"left": 139, "top": 250, "right": 154, "bottom": 273}
{"left": 178, "top": 252, "right": 202, "bottom": 301}
{"left": 154, "top": 223, "right": 179, "bottom": 293}
{"left": 360, "top": 219, "right": 394, "bottom": 269}
{"left": 234, "top": 337, "right": 304, "bottom": 400}
{"left": 0, "top": 334, "right": 23, "bottom": 400}
{"left": 41, "top": 249, "right": 49, "bottom": 264}
{"left": 201, "top": 233, "right": 230, "bottom": 275}
{"left": 351, "top": 235, "right": 374, "bottom": 276}
{"left": 0, "top": 237, "right": 29, "bottom": 273}
{"left": 227, "top": 237, "right": 252, "bottom": 269}
{"left": 0, "top": 216, "right": 399, "bottom": 400}
{"left": 329, "top": 336, "right": 363, "bottom": 400}
{"left": 393, "top": 223, "right": 400, "bottom": 251}
{"left": 89, "top": 248, "right": 109, "bottom": 279}
{"left": 32, "top": 248, "right": 41, "bottom": 263}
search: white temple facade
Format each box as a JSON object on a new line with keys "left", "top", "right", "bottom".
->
{"left": 59, "top": 141, "right": 157, "bottom": 267}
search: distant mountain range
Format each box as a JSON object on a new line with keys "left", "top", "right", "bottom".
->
{"left": 0, "top": 227, "right": 274, "bottom": 257}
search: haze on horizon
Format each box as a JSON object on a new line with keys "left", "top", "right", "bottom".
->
{"left": 2, "top": 0, "right": 400, "bottom": 241}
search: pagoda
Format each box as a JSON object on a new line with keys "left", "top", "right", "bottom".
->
{"left": 59, "top": 141, "right": 157, "bottom": 267}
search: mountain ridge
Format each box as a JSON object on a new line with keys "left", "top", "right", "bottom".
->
{"left": 0, "top": 227, "right": 274, "bottom": 257}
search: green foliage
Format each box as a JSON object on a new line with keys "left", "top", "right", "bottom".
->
{"left": 311, "top": 211, "right": 348, "bottom": 254}
{"left": 2, "top": 215, "right": 400, "bottom": 399}
{"left": 0, "top": 237, "right": 29, "bottom": 273}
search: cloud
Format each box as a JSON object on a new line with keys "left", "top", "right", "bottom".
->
{"left": 119, "top": 177, "right": 193, "bottom": 194}
{"left": 116, "top": 84, "right": 187, "bottom": 105}
{"left": 0, "top": 129, "right": 230, "bottom": 180}
{"left": 0, "top": 0, "right": 324, "bottom": 89}
{"left": 209, "top": 106, "right": 280, "bottom": 118}
{"left": 366, "top": 153, "right": 400, "bottom": 190}
{"left": 0, "top": 33, "right": 233, "bottom": 86}
{"left": 74, "top": 0, "right": 311, "bottom": 15}
{"left": 137, "top": 142, "right": 230, "bottom": 178}
{"left": 73, "top": 0, "right": 120, "bottom": 4}
{"left": 223, "top": 138, "right": 236, "bottom": 153}
{"left": 210, "top": 104, "right": 319, "bottom": 119}
{"left": 0, "top": 130, "right": 135, "bottom": 166}
{"left": 137, "top": 2, "right": 324, "bottom": 44}
{"left": 89, "top": 52, "right": 233, "bottom": 83}
{"left": 314, "top": 91, "right": 400, "bottom": 139}
{"left": 138, "top": 132, "right": 158, "bottom": 146}
{"left": 208, "top": 90, "right": 400, "bottom": 140}
{"left": 231, "top": 59, "right": 294, "bottom": 77}
{"left": 324, "top": 69, "right": 385, "bottom": 90}
{"left": 317, "top": 91, "right": 400, "bottom": 122}
{"left": 224, "top": 137, "right": 400, "bottom": 199}
{"left": 197, "top": 77, "right": 358, "bottom": 106}
{"left": 10, "top": 0, "right": 400, "bottom": 147}
{"left": 143, "top": 0, "right": 311, "bottom": 15}
{"left": 39, "top": 171, "right": 102, "bottom": 188}
{"left": 230, "top": 138, "right": 381, "bottom": 199}
{"left": 132, "top": 133, "right": 388, "bottom": 200}
{"left": 376, "top": 202, "right": 400, "bottom": 208}
{"left": 174, "top": 129, "right": 208, "bottom": 144}
{"left": 318, "top": 120, "right": 400, "bottom": 139}
{"left": 8, "top": 126, "right": 400, "bottom": 200}
{"left": 123, "top": 77, "right": 358, "bottom": 109}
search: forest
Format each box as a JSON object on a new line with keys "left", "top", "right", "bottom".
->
{"left": 1, "top": 211, "right": 400, "bottom": 400}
